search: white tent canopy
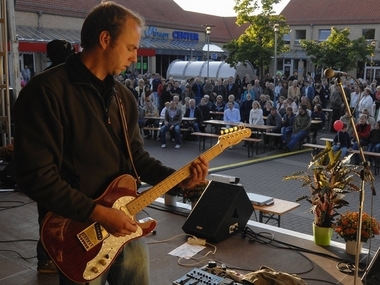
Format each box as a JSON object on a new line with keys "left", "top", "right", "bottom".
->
{"left": 202, "top": 43, "right": 224, "bottom": 52}
{"left": 167, "top": 60, "right": 255, "bottom": 81}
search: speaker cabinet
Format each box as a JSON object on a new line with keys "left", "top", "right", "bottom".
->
{"left": 182, "top": 180, "right": 253, "bottom": 243}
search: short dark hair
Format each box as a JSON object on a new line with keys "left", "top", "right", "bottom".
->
{"left": 81, "top": 1, "right": 144, "bottom": 49}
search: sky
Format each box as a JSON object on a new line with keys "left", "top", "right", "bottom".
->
{"left": 173, "top": 0, "right": 291, "bottom": 17}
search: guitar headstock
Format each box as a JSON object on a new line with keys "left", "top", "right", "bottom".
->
{"left": 217, "top": 126, "right": 252, "bottom": 150}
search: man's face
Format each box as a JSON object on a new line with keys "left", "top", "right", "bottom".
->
{"left": 299, "top": 108, "right": 305, "bottom": 115}
{"left": 228, "top": 102, "right": 234, "bottom": 109}
{"left": 104, "top": 18, "right": 141, "bottom": 76}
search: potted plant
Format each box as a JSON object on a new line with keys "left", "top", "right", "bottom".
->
{"left": 334, "top": 211, "right": 380, "bottom": 254}
{"left": 283, "top": 142, "right": 361, "bottom": 246}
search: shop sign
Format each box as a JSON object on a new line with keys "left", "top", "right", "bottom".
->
{"left": 145, "top": 26, "right": 169, "bottom": 39}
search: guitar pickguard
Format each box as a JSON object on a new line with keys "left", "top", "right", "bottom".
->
{"left": 82, "top": 196, "right": 143, "bottom": 281}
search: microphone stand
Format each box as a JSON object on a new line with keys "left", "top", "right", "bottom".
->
{"left": 334, "top": 75, "right": 376, "bottom": 285}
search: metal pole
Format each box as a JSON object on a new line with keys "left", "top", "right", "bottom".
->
{"left": 207, "top": 32, "right": 210, "bottom": 79}
{"left": 273, "top": 24, "right": 279, "bottom": 87}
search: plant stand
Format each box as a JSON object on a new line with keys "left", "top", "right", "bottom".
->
{"left": 313, "top": 223, "right": 332, "bottom": 246}
{"left": 345, "top": 240, "right": 362, "bottom": 255}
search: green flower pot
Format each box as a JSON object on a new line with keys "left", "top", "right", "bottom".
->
{"left": 313, "top": 223, "right": 333, "bottom": 246}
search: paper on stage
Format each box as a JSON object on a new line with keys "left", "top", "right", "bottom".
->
{"left": 169, "top": 243, "right": 205, "bottom": 259}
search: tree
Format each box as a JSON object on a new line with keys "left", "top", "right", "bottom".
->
{"left": 301, "top": 27, "right": 375, "bottom": 72}
{"left": 223, "top": 0, "right": 289, "bottom": 79}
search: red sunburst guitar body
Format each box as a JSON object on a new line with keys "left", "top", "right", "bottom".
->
{"left": 41, "top": 126, "right": 251, "bottom": 283}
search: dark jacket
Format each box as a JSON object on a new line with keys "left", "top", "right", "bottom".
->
{"left": 13, "top": 54, "right": 175, "bottom": 223}
{"left": 333, "top": 131, "right": 351, "bottom": 148}
{"left": 184, "top": 106, "right": 203, "bottom": 124}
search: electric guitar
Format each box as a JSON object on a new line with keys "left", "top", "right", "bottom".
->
{"left": 41, "top": 127, "right": 251, "bottom": 283}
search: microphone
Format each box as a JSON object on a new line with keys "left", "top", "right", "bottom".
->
{"left": 324, "top": 68, "right": 348, "bottom": 78}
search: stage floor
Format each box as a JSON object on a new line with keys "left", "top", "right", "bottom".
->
{"left": 0, "top": 190, "right": 372, "bottom": 285}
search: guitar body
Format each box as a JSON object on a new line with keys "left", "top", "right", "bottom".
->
{"left": 41, "top": 174, "right": 156, "bottom": 283}
{"left": 40, "top": 127, "right": 251, "bottom": 283}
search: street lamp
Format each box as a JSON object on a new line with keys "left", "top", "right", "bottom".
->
{"left": 273, "top": 24, "right": 280, "bottom": 85}
{"left": 202, "top": 24, "right": 214, "bottom": 79}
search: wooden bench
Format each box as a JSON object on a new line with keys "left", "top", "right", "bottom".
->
{"left": 252, "top": 198, "right": 300, "bottom": 227}
{"left": 191, "top": 132, "right": 219, "bottom": 151}
{"left": 243, "top": 137, "right": 263, "bottom": 157}
{"left": 319, "top": 137, "right": 333, "bottom": 143}
{"left": 303, "top": 143, "right": 380, "bottom": 174}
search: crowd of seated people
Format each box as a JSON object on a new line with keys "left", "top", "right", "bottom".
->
{"left": 118, "top": 70, "right": 380, "bottom": 156}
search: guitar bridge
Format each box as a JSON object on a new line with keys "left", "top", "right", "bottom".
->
{"left": 77, "top": 222, "right": 110, "bottom": 251}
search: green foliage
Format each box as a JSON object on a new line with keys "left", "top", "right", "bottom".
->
{"left": 284, "top": 142, "right": 360, "bottom": 228}
{"left": 301, "top": 27, "right": 375, "bottom": 71}
{"left": 223, "top": 0, "right": 289, "bottom": 76}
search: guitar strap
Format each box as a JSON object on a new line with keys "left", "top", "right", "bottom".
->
{"left": 115, "top": 88, "right": 142, "bottom": 186}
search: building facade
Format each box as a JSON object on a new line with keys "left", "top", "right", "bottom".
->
{"left": 279, "top": 0, "right": 380, "bottom": 81}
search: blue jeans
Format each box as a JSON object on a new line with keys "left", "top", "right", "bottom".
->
{"left": 281, "top": 126, "right": 292, "bottom": 143}
{"left": 160, "top": 124, "right": 181, "bottom": 145}
{"left": 59, "top": 238, "right": 149, "bottom": 285}
{"left": 287, "top": 130, "right": 309, "bottom": 150}
{"left": 332, "top": 145, "right": 348, "bottom": 159}
{"left": 367, "top": 142, "right": 380, "bottom": 153}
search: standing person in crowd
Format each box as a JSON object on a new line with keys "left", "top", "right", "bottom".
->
{"left": 288, "top": 79, "right": 301, "bottom": 102}
{"left": 358, "top": 87, "right": 374, "bottom": 117}
{"left": 242, "top": 83, "right": 255, "bottom": 102}
{"left": 170, "top": 81, "right": 182, "bottom": 97}
{"left": 226, "top": 76, "right": 239, "bottom": 101}
{"left": 140, "top": 83, "right": 153, "bottom": 107}
{"left": 198, "top": 97, "right": 210, "bottom": 132}
{"left": 13, "top": 2, "right": 208, "bottom": 284}
{"left": 350, "top": 85, "right": 361, "bottom": 117}
{"left": 240, "top": 93, "right": 253, "bottom": 123}
{"left": 263, "top": 81, "right": 274, "bottom": 101}
{"left": 212, "top": 78, "right": 227, "bottom": 102}
{"left": 21, "top": 64, "right": 31, "bottom": 83}
{"left": 159, "top": 83, "right": 172, "bottom": 114}
{"left": 374, "top": 86, "right": 380, "bottom": 119}
{"left": 191, "top": 77, "right": 204, "bottom": 105}
{"left": 340, "top": 110, "right": 354, "bottom": 138}
{"left": 181, "top": 84, "right": 195, "bottom": 102}
{"left": 252, "top": 79, "right": 263, "bottom": 99}
{"left": 280, "top": 106, "right": 295, "bottom": 147}
{"left": 151, "top": 73, "right": 161, "bottom": 108}
{"left": 279, "top": 81, "right": 288, "bottom": 99}
{"left": 332, "top": 123, "right": 351, "bottom": 159}
{"left": 320, "top": 79, "right": 330, "bottom": 108}
{"left": 283, "top": 104, "right": 311, "bottom": 152}
{"left": 202, "top": 79, "right": 214, "bottom": 99}
{"left": 330, "top": 85, "right": 343, "bottom": 132}
{"left": 135, "top": 78, "right": 145, "bottom": 103}
{"left": 301, "top": 80, "right": 315, "bottom": 103}
{"left": 264, "top": 106, "right": 282, "bottom": 148}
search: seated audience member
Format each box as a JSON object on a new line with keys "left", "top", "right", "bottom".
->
{"left": 160, "top": 101, "right": 183, "bottom": 149}
{"left": 276, "top": 96, "right": 286, "bottom": 115}
{"left": 211, "top": 95, "right": 225, "bottom": 120}
{"left": 224, "top": 94, "right": 240, "bottom": 110}
{"left": 340, "top": 110, "right": 354, "bottom": 138}
{"left": 332, "top": 123, "right": 351, "bottom": 159}
{"left": 281, "top": 106, "right": 295, "bottom": 146}
{"left": 284, "top": 104, "right": 311, "bottom": 152}
{"left": 310, "top": 104, "right": 326, "bottom": 143}
{"left": 203, "top": 95, "right": 213, "bottom": 109}
{"left": 242, "top": 83, "right": 256, "bottom": 101}
{"left": 351, "top": 114, "right": 371, "bottom": 164}
{"left": 249, "top": 100, "right": 264, "bottom": 125}
{"left": 143, "top": 100, "right": 159, "bottom": 139}
{"left": 240, "top": 93, "right": 254, "bottom": 123}
{"left": 223, "top": 101, "right": 241, "bottom": 124}
{"left": 184, "top": 99, "right": 203, "bottom": 133}
{"left": 367, "top": 121, "right": 380, "bottom": 155}
{"left": 262, "top": 101, "right": 273, "bottom": 119}
{"left": 137, "top": 99, "right": 145, "bottom": 129}
{"left": 359, "top": 108, "right": 376, "bottom": 130}
{"left": 160, "top": 101, "right": 170, "bottom": 117}
{"left": 287, "top": 97, "right": 298, "bottom": 114}
{"left": 265, "top": 106, "right": 282, "bottom": 147}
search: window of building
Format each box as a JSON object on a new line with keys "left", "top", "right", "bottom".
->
{"left": 295, "top": 30, "right": 306, "bottom": 45}
{"left": 283, "top": 33, "right": 290, "bottom": 45}
{"left": 318, "top": 29, "right": 331, "bottom": 41}
{"left": 363, "top": 29, "right": 375, "bottom": 40}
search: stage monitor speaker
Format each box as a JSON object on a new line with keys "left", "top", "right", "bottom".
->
{"left": 182, "top": 180, "right": 253, "bottom": 243}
